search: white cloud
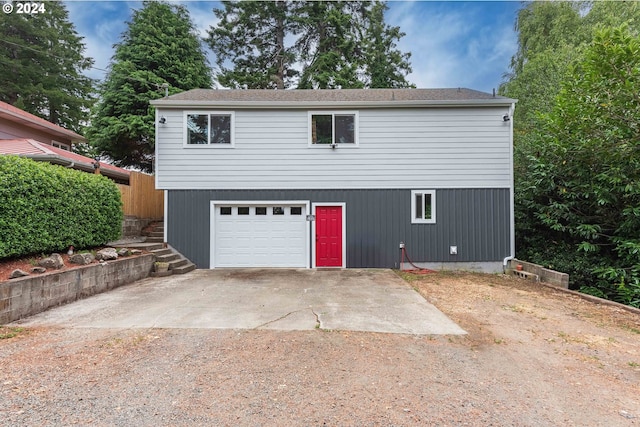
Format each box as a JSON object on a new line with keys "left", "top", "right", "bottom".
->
{"left": 387, "top": 1, "right": 518, "bottom": 92}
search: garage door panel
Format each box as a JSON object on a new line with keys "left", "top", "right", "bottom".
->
{"left": 213, "top": 203, "right": 308, "bottom": 268}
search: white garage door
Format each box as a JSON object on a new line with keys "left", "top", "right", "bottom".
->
{"left": 212, "top": 203, "right": 309, "bottom": 268}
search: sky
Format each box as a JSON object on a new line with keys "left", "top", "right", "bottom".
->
{"left": 65, "top": 1, "right": 522, "bottom": 93}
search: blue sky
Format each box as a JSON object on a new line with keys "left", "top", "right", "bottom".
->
{"left": 65, "top": 1, "right": 521, "bottom": 93}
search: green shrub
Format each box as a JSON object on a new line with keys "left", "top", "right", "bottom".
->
{"left": 0, "top": 156, "right": 123, "bottom": 258}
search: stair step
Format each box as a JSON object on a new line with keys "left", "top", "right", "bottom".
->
{"left": 145, "top": 237, "right": 164, "bottom": 243}
{"left": 169, "top": 258, "right": 188, "bottom": 269}
{"left": 155, "top": 253, "right": 179, "bottom": 263}
{"left": 147, "top": 231, "right": 164, "bottom": 238}
{"left": 152, "top": 226, "right": 164, "bottom": 232}
{"left": 172, "top": 262, "right": 196, "bottom": 275}
{"left": 150, "top": 248, "right": 172, "bottom": 257}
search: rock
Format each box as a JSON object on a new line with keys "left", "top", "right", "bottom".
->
{"left": 10, "top": 269, "right": 29, "bottom": 279}
{"left": 130, "top": 249, "right": 142, "bottom": 255}
{"left": 95, "top": 247, "right": 118, "bottom": 261}
{"left": 69, "top": 253, "right": 95, "bottom": 265}
{"left": 38, "top": 253, "right": 64, "bottom": 269}
{"left": 30, "top": 267, "right": 46, "bottom": 274}
{"left": 117, "top": 248, "right": 132, "bottom": 257}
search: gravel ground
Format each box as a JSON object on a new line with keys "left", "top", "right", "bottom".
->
{"left": 1, "top": 271, "right": 639, "bottom": 426}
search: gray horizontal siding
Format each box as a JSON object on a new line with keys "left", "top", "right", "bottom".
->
{"left": 156, "top": 107, "right": 512, "bottom": 190}
{"left": 167, "top": 188, "right": 511, "bottom": 269}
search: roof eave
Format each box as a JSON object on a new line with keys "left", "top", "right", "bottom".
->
{"left": 21, "top": 154, "right": 130, "bottom": 182}
{"left": 150, "top": 98, "right": 517, "bottom": 109}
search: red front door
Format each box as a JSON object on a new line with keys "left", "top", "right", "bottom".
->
{"left": 315, "top": 206, "right": 343, "bottom": 267}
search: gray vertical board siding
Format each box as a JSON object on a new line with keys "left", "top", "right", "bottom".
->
{"left": 167, "top": 188, "right": 511, "bottom": 268}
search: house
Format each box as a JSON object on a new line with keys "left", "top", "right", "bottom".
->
{"left": 150, "top": 88, "right": 516, "bottom": 272}
{"left": 0, "top": 101, "right": 129, "bottom": 184}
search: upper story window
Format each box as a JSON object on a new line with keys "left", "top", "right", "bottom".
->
{"left": 411, "top": 190, "right": 436, "bottom": 224}
{"left": 185, "top": 111, "right": 234, "bottom": 147}
{"left": 309, "top": 111, "right": 358, "bottom": 146}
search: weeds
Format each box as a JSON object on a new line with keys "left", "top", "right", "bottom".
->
{"left": 0, "top": 327, "right": 24, "bottom": 339}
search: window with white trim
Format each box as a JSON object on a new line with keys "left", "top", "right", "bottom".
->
{"left": 411, "top": 190, "right": 436, "bottom": 224}
{"left": 185, "top": 112, "right": 234, "bottom": 146}
{"left": 309, "top": 111, "right": 357, "bottom": 145}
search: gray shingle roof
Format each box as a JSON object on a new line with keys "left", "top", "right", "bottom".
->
{"left": 151, "top": 88, "right": 516, "bottom": 107}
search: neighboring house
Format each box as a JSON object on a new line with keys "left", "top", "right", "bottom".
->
{"left": 151, "top": 88, "right": 516, "bottom": 271}
{"left": 0, "top": 101, "right": 129, "bottom": 184}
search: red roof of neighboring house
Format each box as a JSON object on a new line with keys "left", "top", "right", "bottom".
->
{"left": 0, "top": 101, "right": 86, "bottom": 142}
{"left": 0, "top": 138, "right": 130, "bottom": 183}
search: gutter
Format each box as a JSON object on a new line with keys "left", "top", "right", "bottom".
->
{"left": 23, "top": 154, "right": 130, "bottom": 183}
{"left": 150, "top": 98, "right": 516, "bottom": 110}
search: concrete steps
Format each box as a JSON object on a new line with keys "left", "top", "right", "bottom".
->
{"left": 143, "top": 223, "right": 165, "bottom": 243}
{"left": 150, "top": 245, "right": 196, "bottom": 276}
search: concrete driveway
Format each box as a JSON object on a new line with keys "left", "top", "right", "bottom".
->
{"left": 14, "top": 269, "right": 465, "bottom": 335}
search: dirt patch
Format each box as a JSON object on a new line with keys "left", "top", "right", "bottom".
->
{"left": 1, "top": 271, "right": 639, "bottom": 425}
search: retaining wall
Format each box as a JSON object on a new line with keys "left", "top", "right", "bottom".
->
{"left": 0, "top": 254, "right": 154, "bottom": 324}
{"left": 508, "top": 259, "right": 569, "bottom": 288}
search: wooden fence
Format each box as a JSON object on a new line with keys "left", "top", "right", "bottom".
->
{"left": 117, "top": 171, "right": 164, "bottom": 219}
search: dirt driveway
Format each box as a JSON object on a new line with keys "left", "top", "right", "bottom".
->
{"left": 1, "top": 271, "right": 639, "bottom": 426}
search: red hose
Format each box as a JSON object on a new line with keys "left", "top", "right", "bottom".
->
{"left": 400, "top": 246, "right": 436, "bottom": 274}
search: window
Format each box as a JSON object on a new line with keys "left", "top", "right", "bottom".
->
{"left": 411, "top": 190, "right": 436, "bottom": 224}
{"left": 238, "top": 207, "right": 250, "bottom": 215}
{"left": 273, "top": 207, "right": 285, "bottom": 215}
{"left": 290, "top": 207, "right": 302, "bottom": 215}
{"left": 256, "top": 207, "right": 267, "bottom": 215}
{"left": 310, "top": 112, "right": 357, "bottom": 145}
{"left": 185, "top": 112, "right": 234, "bottom": 146}
{"left": 52, "top": 141, "right": 70, "bottom": 151}
{"left": 220, "top": 207, "right": 232, "bottom": 215}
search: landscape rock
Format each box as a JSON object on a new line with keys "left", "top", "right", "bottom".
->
{"left": 70, "top": 253, "right": 95, "bottom": 265}
{"left": 10, "top": 269, "right": 30, "bottom": 279}
{"left": 130, "top": 249, "right": 142, "bottom": 255}
{"left": 117, "top": 248, "right": 132, "bottom": 257}
{"left": 38, "top": 253, "right": 64, "bottom": 270}
{"left": 95, "top": 247, "right": 118, "bottom": 261}
{"left": 30, "top": 267, "right": 46, "bottom": 274}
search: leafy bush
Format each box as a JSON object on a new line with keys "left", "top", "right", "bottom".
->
{"left": 0, "top": 156, "right": 123, "bottom": 258}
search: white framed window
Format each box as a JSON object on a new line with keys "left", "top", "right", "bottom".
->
{"left": 184, "top": 111, "right": 234, "bottom": 147}
{"left": 308, "top": 111, "right": 358, "bottom": 146}
{"left": 411, "top": 190, "right": 436, "bottom": 224}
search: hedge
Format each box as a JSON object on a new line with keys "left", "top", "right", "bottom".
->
{"left": 0, "top": 156, "right": 123, "bottom": 258}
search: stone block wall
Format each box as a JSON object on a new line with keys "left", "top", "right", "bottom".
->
{"left": 0, "top": 254, "right": 154, "bottom": 324}
{"left": 508, "top": 259, "right": 569, "bottom": 289}
{"left": 122, "top": 216, "right": 155, "bottom": 237}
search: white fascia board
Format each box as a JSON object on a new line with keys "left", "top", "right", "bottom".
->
{"left": 150, "top": 99, "right": 516, "bottom": 109}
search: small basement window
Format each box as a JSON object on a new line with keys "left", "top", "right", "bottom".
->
{"left": 309, "top": 111, "right": 358, "bottom": 145}
{"left": 411, "top": 190, "right": 436, "bottom": 224}
{"left": 185, "top": 112, "right": 234, "bottom": 146}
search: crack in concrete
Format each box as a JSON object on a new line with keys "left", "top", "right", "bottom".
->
{"left": 310, "top": 307, "right": 321, "bottom": 329}
{"left": 253, "top": 309, "right": 303, "bottom": 329}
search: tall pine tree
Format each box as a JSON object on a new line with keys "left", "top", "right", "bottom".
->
{"left": 0, "top": 1, "right": 94, "bottom": 133}
{"left": 206, "top": 0, "right": 299, "bottom": 89}
{"left": 207, "top": 0, "right": 412, "bottom": 89}
{"left": 88, "top": 1, "right": 212, "bottom": 172}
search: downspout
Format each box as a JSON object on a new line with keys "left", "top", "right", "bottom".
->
{"left": 503, "top": 101, "right": 516, "bottom": 272}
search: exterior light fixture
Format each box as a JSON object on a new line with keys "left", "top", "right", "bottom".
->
{"left": 159, "top": 116, "right": 166, "bottom": 124}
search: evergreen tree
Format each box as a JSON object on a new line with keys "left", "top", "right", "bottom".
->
{"left": 88, "top": 1, "right": 211, "bottom": 172}
{"left": 206, "top": 0, "right": 299, "bottom": 89}
{"left": 0, "top": 1, "right": 94, "bottom": 133}
{"left": 296, "top": 1, "right": 363, "bottom": 89}
{"left": 206, "top": 0, "right": 412, "bottom": 90}
{"left": 360, "top": 1, "right": 413, "bottom": 88}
